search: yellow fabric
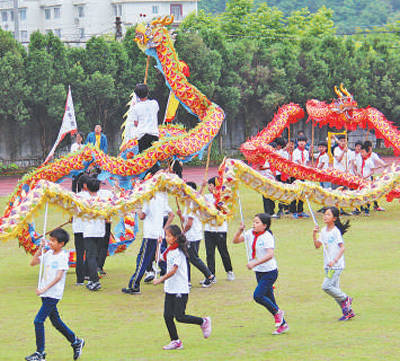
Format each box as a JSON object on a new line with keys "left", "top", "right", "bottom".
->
{"left": 95, "top": 134, "right": 101, "bottom": 149}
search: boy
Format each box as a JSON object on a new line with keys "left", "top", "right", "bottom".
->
{"left": 122, "top": 191, "right": 174, "bottom": 294}
{"left": 204, "top": 177, "right": 235, "bottom": 281}
{"left": 177, "top": 181, "right": 215, "bottom": 287}
{"left": 26, "top": 228, "right": 84, "bottom": 361}
{"left": 315, "top": 141, "right": 330, "bottom": 188}
{"left": 290, "top": 136, "right": 310, "bottom": 218}
{"left": 359, "top": 144, "right": 376, "bottom": 215}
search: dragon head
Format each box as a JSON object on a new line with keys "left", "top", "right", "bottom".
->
{"left": 135, "top": 15, "right": 174, "bottom": 53}
{"left": 332, "top": 83, "right": 358, "bottom": 114}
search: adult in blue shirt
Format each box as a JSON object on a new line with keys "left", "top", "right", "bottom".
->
{"left": 85, "top": 124, "right": 108, "bottom": 153}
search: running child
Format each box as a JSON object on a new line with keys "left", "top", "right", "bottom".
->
{"left": 312, "top": 207, "right": 355, "bottom": 320}
{"left": 232, "top": 213, "right": 289, "bottom": 335}
{"left": 26, "top": 228, "right": 84, "bottom": 361}
{"left": 153, "top": 225, "right": 212, "bottom": 350}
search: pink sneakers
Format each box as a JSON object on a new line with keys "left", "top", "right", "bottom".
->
{"left": 274, "top": 309, "right": 284, "bottom": 327}
{"left": 162, "top": 340, "right": 183, "bottom": 350}
{"left": 273, "top": 323, "right": 289, "bottom": 335}
{"left": 201, "top": 317, "right": 212, "bottom": 338}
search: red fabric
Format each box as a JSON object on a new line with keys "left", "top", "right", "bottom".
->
{"left": 251, "top": 230, "right": 266, "bottom": 259}
{"left": 361, "top": 153, "right": 371, "bottom": 175}
{"left": 316, "top": 151, "right": 326, "bottom": 168}
{"left": 162, "top": 242, "right": 179, "bottom": 261}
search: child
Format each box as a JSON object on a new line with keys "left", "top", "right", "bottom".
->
{"left": 312, "top": 207, "right": 355, "bottom": 320}
{"left": 315, "top": 141, "right": 330, "bottom": 188}
{"left": 122, "top": 191, "right": 174, "bottom": 294}
{"left": 204, "top": 177, "right": 235, "bottom": 281}
{"left": 81, "top": 177, "right": 105, "bottom": 291}
{"left": 232, "top": 213, "right": 289, "bottom": 335}
{"left": 26, "top": 228, "right": 84, "bottom": 361}
{"left": 153, "top": 225, "right": 211, "bottom": 350}
{"left": 72, "top": 174, "right": 90, "bottom": 285}
{"left": 177, "top": 182, "right": 215, "bottom": 288}
{"left": 290, "top": 136, "right": 310, "bottom": 218}
{"left": 358, "top": 144, "right": 376, "bottom": 215}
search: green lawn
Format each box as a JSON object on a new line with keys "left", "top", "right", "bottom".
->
{"left": 0, "top": 188, "right": 399, "bottom": 361}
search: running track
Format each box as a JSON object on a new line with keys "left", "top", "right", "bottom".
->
{"left": 0, "top": 156, "right": 398, "bottom": 197}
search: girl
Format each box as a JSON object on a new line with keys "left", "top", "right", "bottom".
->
{"left": 153, "top": 225, "right": 211, "bottom": 350}
{"left": 233, "top": 213, "right": 288, "bottom": 335}
{"left": 312, "top": 207, "right": 355, "bottom": 320}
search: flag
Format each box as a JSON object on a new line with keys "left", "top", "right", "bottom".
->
{"left": 44, "top": 86, "right": 77, "bottom": 164}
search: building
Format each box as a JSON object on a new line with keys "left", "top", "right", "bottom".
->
{"left": 0, "top": 0, "right": 197, "bottom": 43}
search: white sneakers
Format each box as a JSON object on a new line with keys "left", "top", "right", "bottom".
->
{"left": 226, "top": 271, "right": 235, "bottom": 281}
{"left": 201, "top": 317, "right": 212, "bottom": 338}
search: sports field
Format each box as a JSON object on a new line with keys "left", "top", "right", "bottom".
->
{"left": 0, "top": 188, "right": 399, "bottom": 361}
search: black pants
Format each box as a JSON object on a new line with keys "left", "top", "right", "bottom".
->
{"left": 84, "top": 237, "right": 102, "bottom": 282}
{"left": 164, "top": 293, "right": 203, "bottom": 341}
{"left": 138, "top": 134, "right": 159, "bottom": 153}
{"left": 74, "top": 233, "right": 85, "bottom": 283}
{"left": 262, "top": 197, "right": 275, "bottom": 215}
{"left": 71, "top": 173, "right": 83, "bottom": 193}
{"left": 97, "top": 222, "right": 111, "bottom": 270}
{"left": 187, "top": 241, "right": 212, "bottom": 281}
{"left": 204, "top": 231, "right": 233, "bottom": 275}
{"left": 289, "top": 199, "right": 303, "bottom": 214}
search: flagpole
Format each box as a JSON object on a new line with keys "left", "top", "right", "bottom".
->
{"left": 38, "top": 202, "right": 49, "bottom": 289}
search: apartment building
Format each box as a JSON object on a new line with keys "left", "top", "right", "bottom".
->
{"left": 0, "top": 0, "right": 197, "bottom": 43}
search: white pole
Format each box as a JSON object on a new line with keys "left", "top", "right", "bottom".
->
{"left": 38, "top": 202, "right": 49, "bottom": 289}
{"left": 238, "top": 192, "right": 250, "bottom": 262}
{"left": 305, "top": 196, "right": 318, "bottom": 227}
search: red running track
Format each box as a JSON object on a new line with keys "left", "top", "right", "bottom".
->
{"left": 0, "top": 167, "right": 219, "bottom": 197}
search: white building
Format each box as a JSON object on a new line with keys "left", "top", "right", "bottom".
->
{"left": 0, "top": 0, "right": 197, "bottom": 44}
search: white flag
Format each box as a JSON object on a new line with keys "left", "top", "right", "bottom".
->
{"left": 44, "top": 86, "right": 77, "bottom": 164}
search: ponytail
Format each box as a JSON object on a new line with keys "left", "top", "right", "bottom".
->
{"left": 166, "top": 224, "right": 189, "bottom": 258}
{"left": 327, "top": 207, "right": 351, "bottom": 235}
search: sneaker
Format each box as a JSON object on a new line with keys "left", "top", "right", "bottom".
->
{"left": 351, "top": 209, "right": 361, "bottom": 216}
{"left": 271, "top": 214, "right": 280, "bottom": 219}
{"left": 374, "top": 206, "right": 385, "bottom": 211}
{"left": 340, "top": 298, "right": 348, "bottom": 314}
{"left": 188, "top": 282, "right": 192, "bottom": 289}
{"left": 75, "top": 282, "right": 85, "bottom": 286}
{"left": 226, "top": 271, "right": 235, "bottom": 281}
{"left": 299, "top": 212, "right": 310, "bottom": 218}
{"left": 201, "top": 317, "right": 212, "bottom": 338}
{"left": 200, "top": 277, "right": 217, "bottom": 285}
{"left": 72, "top": 338, "right": 85, "bottom": 360}
{"left": 277, "top": 210, "right": 284, "bottom": 218}
{"left": 345, "top": 296, "right": 353, "bottom": 311}
{"left": 144, "top": 271, "right": 155, "bottom": 283}
{"left": 273, "top": 323, "right": 289, "bottom": 335}
{"left": 99, "top": 269, "right": 107, "bottom": 275}
{"left": 162, "top": 340, "right": 183, "bottom": 350}
{"left": 292, "top": 213, "right": 300, "bottom": 219}
{"left": 25, "top": 352, "right": 46, "bottom": 361}
{"left": 339, "top": 311, "right": 356, "bottom": 321}
{"left": 121, "top": 287, "right": 141, "bottom": 295}
{"left": 202, "top": 276, "right": 215, "bottom": 288}
{"left": 86, "top": 281, "right": 101, "bottom": 291}
{"left": 274, "top": 309, "right": 285, "bottom": 328}
{"left": 84, "top": 276, "right": 90, "bottom": 281}
{"left": 364, "top": 208, "right": 370, "bottom": 216}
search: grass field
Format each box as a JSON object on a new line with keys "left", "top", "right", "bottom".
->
{"left": 0, "top": 188, "right": 399, "bottom": 361}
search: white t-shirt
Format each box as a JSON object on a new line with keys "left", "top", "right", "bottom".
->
{"left": 259, "top": 160, "right": 275, "bottom": 180}
{"left": 142, "top": 192, "right": 172, "bottom": 239}
{"left": 81, "top": 192, "right": 106, "bottom": 238}
{"left": 275, "top": 149, "right": 288, "bottom": 176}
{"left": 70, "top": 142, "right": 84, "bottom": 153}
{"left": 370, "top": 152, "right": 382, "bottom": 167}
{"left": 333, "top": 147, "right": 354, "bottom": 172}
{"left": 204, "top": 193, "right": 228, "bottom": 232}
{"left": 72, "top": 190, "right": 88, "bottom": 234}
{"left": 184, "top": 208, "right": 203, "bottom": 242}
{"left": 292, "top": 148, "right": 309, "bottom": 165}
{"left": 315, "top": 152, "right": 329, "bottom": 170}
{"left": 127, "top": 99, "right": 159, "bottom": 140}
{"left": 359, "top": 156, "right": 375, "bottom": 179}
{"left": 164, "top": 248, "right": 189, "bottom": 294}
{"left": 39, "top": 250, "right": 69, "bottom": 300}
{"left": 353, "top": 152, "right": 362, "bottom": 175}
{"left": 319, "top": 226, "right": 345, "bottom": 270}
{"left": 244, "top": 229, "right": 277, "bottom": 272}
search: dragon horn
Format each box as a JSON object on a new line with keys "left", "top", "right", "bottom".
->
{"left": 334, "top": 85, "right": 344, "bottom": 98}
{"left": 340, "top": 83, "right": 352, "bottom": 97}
{"left": 151, "top": 15, "right": 174, "bottom": 27}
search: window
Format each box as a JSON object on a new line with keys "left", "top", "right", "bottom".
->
{"left": 79, "top": 28, "right": 85, "bottom": 38}
{"left": 44, "top": 8, "right": 51, "bottom": 20}
{"left": 78, "top": 6, "right": 84, "bottom": 18}
{"left": 113, "top": 4, "right": 122, "bottom": 16}
{"left": 118, "top": 5, "right": 122, "bottom": 16}
{"left": 170, "top": 4, "right": 182, "bottom": 19}
{"left": 21, "top": 30, "right": 28, "bottom": 41}
{"left": 54, "top": 7, "right": 61, "bottom": 19}
{"left": 10, "top": 10, "right": 14, "bottom": 22}
{"left": 54, "top": 29, "right": 61, "bottom": 38}
{"left": 152, "top": 5, "right": 159, "bottom": 14}
{"left": 19, "top": 8, "right": 27, "bottom": 21}
{"left": 1, "top": 11, "right": 7, "bottom": 22}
